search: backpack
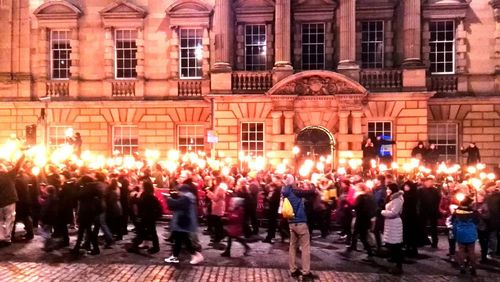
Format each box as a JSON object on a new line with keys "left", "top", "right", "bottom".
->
{"left": 453, "top": 218, "right": 477, "bottom": 244}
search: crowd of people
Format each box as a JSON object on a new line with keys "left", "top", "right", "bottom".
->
{"left": 0, "top": 142, "right": 497, "bottom": 280}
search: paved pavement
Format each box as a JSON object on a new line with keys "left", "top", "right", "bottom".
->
{"left": 1, "top": 222, "right": 500, "bottom": 281}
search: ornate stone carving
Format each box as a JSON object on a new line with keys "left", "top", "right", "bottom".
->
{"left": 272, "top": 75, "right": 363, "bottom": 95}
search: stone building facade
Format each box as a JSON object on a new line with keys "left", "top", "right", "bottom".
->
{"left": 0, "top": 0, "right": 499, "bottom": 166}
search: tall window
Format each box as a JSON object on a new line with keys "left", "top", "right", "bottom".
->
{"left": 429, "top": 21, "right": 455, "bottom": 74}
{"left": 113, "top": 125, "right": 138, "bottom": 155}
{"left": 301, "top": 23, "right": 325, "bottom": 70}
{"left": 180, "top": 28, "right": 203, "bottom": 78}
{"left": 50, "top": 30, "right": 71, "bottom": 79}
{"left": 367, "top": 121, "right": 393, "bottom": 156}
{"left": 245, "top": 25, "right": 267, "bottom": 71}
{"left": 115, "top": 29, "right": 138, "bottom": 79}
{"left": 178, "top": 125, "right": 205, "bottom": 153}
{"left": 241, "top": 122, "right": 264, "bottom": 157}
{"left": 48, "top": 125, "right": 72, "bottom": 149}
{"left": 361, "top": 21, "right": 384, "bottom": 69}
{"left": 428, "top": 123, "right": 458, "bottom": 162}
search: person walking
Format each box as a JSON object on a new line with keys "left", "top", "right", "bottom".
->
{"left": 220, "top": 196, "right": 250, "bottom": 257}
{"left": 381, "top": 183, "right": 404, "bottom": 275}
{"left": 206, "top": 179, "right": 226, "bottom": 247}
{"left": 349, "top": 183, "right": 376, "bottom": 258}
{"left": 127, "top": 181, "right": 162, "bottom": 254}
{"left": 452, "top": 196, "right": 479, "bottom": 276}
{"left": 282, "top": 174, "right": 316, "bottom": 281}
{"left": 372, "top": 175, "right": 387, "bottom": 254}
{"left": 164, "top": 184, "right": 204, "bottom": 265}
{"left": 263, "top": 176, "right": 282, "bottom": 244}
{"left": 12, "top": 168, "right": 34, "bottom": 241}
{"left": 0, "top": 155, "right": 24, "bottom": 247}
{"left": 402, "top": 180, "right": 419, "bottom": 257}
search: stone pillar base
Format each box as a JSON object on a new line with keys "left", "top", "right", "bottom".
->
{"left": 272, "top": 63, "right": 294, "bottom": 84}
{"left": 210, "top": 67, "right": 232, "bottom": 94}
{"left": 457, "top": 74, "right": 468, "bottom": 93}
{"left": 337, "top": 61, "right": 360, "bottom": 82}
{"left": 402, "top": 68, "right": 427, "bottom": 91}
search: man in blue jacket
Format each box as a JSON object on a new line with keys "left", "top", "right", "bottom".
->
{"left": 282, "top": 174, "right": 316, "bottom": 281}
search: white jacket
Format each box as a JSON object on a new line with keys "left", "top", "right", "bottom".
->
{"left": 381, "top": 191, "right": 404, "bottom": 244}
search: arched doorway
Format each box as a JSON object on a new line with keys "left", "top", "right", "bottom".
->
{"left": 296, "top": 126, "right": 335, "bottom": 160}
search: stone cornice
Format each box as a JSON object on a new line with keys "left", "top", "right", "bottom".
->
{"left": 33, "top": 0, "right": 82, "bottom": 27}
{"left": 428, "top": 95, "right": 500, "bottom": 105}
{"left": 368, "top": 92, "right": 435, "bottom": 101}
{"left": 100, "top": 0, "right": 147, "bottom": 28}
{"left": 292, "top": 0, "right": 337, "bottom": 21}
{"left": 166, "top": 0, "right": 213, "bottom": 27}
{"left": 356, "top": 1, "right": 396, "bottom": 20}
{"left": 423, "top": 0, "right": 470, "bottom": 20}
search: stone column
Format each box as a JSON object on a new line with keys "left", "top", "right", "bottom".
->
{"left": 271, "top": 111, "right": 283, "bottom": 151}
{"left": 213, "top": 0, "right": 232, "bottom": 70}
{"left": 135, "top": 28, "right": 145, "bottom": 79}
{"left": 211, "top": 0, "right": 232, "bottom": 93}
{"left": 69, "top": 28, "right": 79, "bottom": 79}
{"left": 104, "top": 27, "right": 114, "bottom": 79}
{"left": 283, "top": 111, "right": 294, "bottom": 135}
{"left": 337, "top": 0, "right": 359, "bottom": 81}
{"left": 38, "top": 27, "right": 48, "bottom": 80}
{"left": 402, "top": 0, "right": 422, "bottom": 66}
{"left": 351, "top": 111, "right": 363, "bottom": 150}
{"left": 338, "top": 111, "right": 350, "bottom": 151}
{"left": 273, "top": 0, "right": 293, "bottom": 83}
{"left": 401, "top": 0, "right": 426, "bottom": 90}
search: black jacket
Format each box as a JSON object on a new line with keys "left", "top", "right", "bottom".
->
{"left": 417, "top": 186, "right": 441, "bottom": 218}
{"left": 0, "top": 155, "right": 24, "bottom": 208}
{"left": 424, "top": 148, "right": 440, "bottom": 165}
{"left": 461, "top": 146, "right": 481, "bottom": 165}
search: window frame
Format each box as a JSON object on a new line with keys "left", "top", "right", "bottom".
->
{"left": 179, "top": 28, "right": 204, "bottom": 79}
{"left": 360, "top": 21, "right": 385, "bottom": 69}
{"left": 240, "top": 122, "right": 265, "bottom": 157}
{"left": 114, "top": 29, "right": 138, "bottom": 80}
{"left": 301, "top": 22, "right": 326, "bottom": 70}
{"left": 244, "top": 24, "right": 267, "bottom": 71}
{"left": 48, "top": 125, "right": 72, "bottom": 149}
{"left": 429, "top": 20, "right": 456, "bottom": 75}
{"left": 367, "top": 121, "right": 393, "bottom": 156}
{"left": 177, "top": 124, "right": 205, "bottom": 154}
{"left": 428, "top": 122, "right": 458, "bottom": 162}
{"left": 112, "top": 125, "right": 139, "bottom": 156}
{"left": 49, "top": 30, "right": 72, "bottom": 80}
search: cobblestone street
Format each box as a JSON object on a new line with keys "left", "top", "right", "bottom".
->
{"left": 1, "top": 223, "right": 500, "bottom": 281}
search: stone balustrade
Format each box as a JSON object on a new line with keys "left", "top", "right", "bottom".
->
{"left": 232, "top": 71, "right": 273, "bottom": 93}
{"left": 111, "top": 80, "right": 136, "bottom": 97}
{"left": 359, "top": 69, "right": 403, "bottom": 91}
{"left": 178, "top": 79, "right": 203, "bottom": 96}
{"left": 429, "top": 74, "right": 458, "bottom": 95}
{"left": 46, "top": 81, "right": 70, "bottom": 97}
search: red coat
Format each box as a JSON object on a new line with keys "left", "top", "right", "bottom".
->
{"left": 225, "top": 205, "right": 244, "bottom": 237}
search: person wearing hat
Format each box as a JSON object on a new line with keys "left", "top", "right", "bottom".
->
{"left": 452, "top": 196, "right": 479, "bottom": 276}
{"left": 282, "top": 174, "right": 317, "bottom": 281}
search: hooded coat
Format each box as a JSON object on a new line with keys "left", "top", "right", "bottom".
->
{"left": 381, "top": 190, "right": 404, "bottom": 244}
{"left": 167, "top": 185, "right": 198, "bottom": 233}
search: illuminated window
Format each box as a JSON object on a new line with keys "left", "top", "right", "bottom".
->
{"left": 428, "top": 123, "right": 458, "bottom": 162}
{"left": 429, "top": 21, "right": 455, "bottom": 74}
{"left": 301, "top": 23, "right": 325, "bottom": 70}
{"left": 115, "top": 29, "right": 138, "bottom": 79}
{"left": 241, "top": 122, "right": 264, "bottom": 157}
{"left": 48, "top": 125, "right": 72, "bottom": 149}
{"left": 178, "top": 125, "right": 205, "bottom": 153}
{"left": 50, "top": 30, "right": 71, "bottom": 79}
{"left": 367, "top": 121, "right": 393, "bottom": 156}
{"left": 361, "top": 21, "right": 384, "bottom": 69}
{"left": 245, "top": 24, "right": 267, "bottom": 71}
{"left": 180, "top": 28, "right": 203, "bottom": 78}
{"left": 113, "top": 125, "right": 138, "bottom": 155}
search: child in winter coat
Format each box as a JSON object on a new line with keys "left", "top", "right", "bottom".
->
{"left": 221, "top": 197, "right": 250, "bottom": 257}
{"left": 452, "top": 196, "right": 479, "bottom": 276}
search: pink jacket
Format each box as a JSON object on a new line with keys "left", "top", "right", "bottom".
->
{"left": 207, "top": 185, "right": 226, "bottom": 216}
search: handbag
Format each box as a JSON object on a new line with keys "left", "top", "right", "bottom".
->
{"left": 282, "top": 198, "right": 295, "bottom": 220}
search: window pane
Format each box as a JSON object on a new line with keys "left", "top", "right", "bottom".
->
{"left": 113, "top": 125, "right": 138, "bottom": 155}
{"left": 244, "top": 24, "right": 267, "bottom": 71}
{"left": 241, "top": 122, "right": 264, "bottom": 157}
{"left": 429, "top": 21, "right": 455, "bottom": 74}
{"left": 301, "top": 23, "right": 325, "bottom": 70}
{"left": 179, "top": 28, "right": 203, "bottom": 78}
{"left": 360, "top": 21, "right": 384, "bottom": 69}
{"left": 115, "top": 29, "right": 137, "bottom": 79}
